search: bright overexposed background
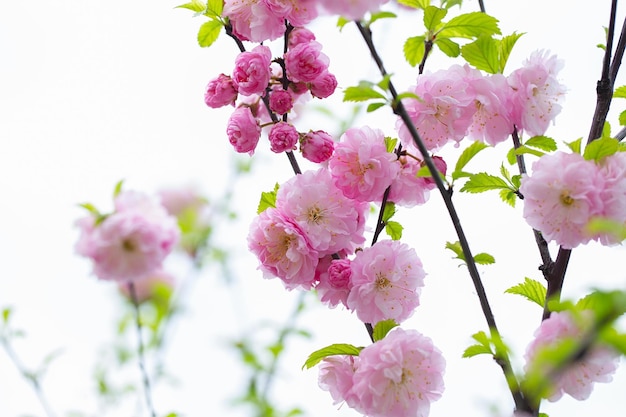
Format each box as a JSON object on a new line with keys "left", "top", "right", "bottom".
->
{"left": 1, "top": 1, "right": 626, "bottom": 416}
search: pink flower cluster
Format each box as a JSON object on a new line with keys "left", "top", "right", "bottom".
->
{"left": 75, "top": 190, "right": 180, "bottom": 283}
{"left": 397, "top": 51, "right": 566, "bottom": 152}
{"left": 319, "top": 327, "right": 445, "bottom": 417}
{"left": 524, "top": 311, "right": 620, "bottom": 401}
{"left": 520, "top": 151, "right": 626, "bottom": 249}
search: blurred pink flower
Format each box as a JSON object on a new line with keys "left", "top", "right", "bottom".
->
{"left": 351, "top": 327, "right": 445, "bottom": 417}
{"left": 595, "top": 151, "right": 626, "bottom": 244}
{"left": 247, "top": 207, "right": 319, "bottom": 290}
{"left": 520, "top": 152, "right": 604, "bottom": 248}
{"left": 223, "top": 0, "right": 285, "bottom": 42}
{"left": 329, "top": 126, "right": 400, "bottom": 202}
{"left": 118, "top": 269, "right": 175, "bottom": 304}
{"left": 318, "top": 0, "right": 390, "bottom": 20}
{"left": 347, "top": 240, "right": 425, "bottom": 324}
{"left": 524, "top": 311, "right": 620, "bottom": 401}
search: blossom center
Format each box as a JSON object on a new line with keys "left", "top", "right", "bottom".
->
{"left": 122, "top": 239, "right": 136, "bottom": 252}
{"left": 307, "top": 205, "right": 324, "bottom": 224}
{"left": 559, "top": 191, "right": 574, "bottom": 206}
{"left": 375, "top": 272, "right": 391, "bottom": 290}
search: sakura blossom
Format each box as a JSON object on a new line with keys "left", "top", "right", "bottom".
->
{"left": 347, "top": 240, "right": 425, "bottom": 324}
{"left": 268, "top": 121, "right": 299, "bottom": 153}
{"left": 284, "top": 40, "right": 330, "bottom": 83}
{"left": 387, "top": 154, "right": 443, "bottom": 208}
{"left": 75, "top": 191, "right": 180, "bottom": 283}
{"left": 520, "top": 151, "right": 605, "bottom": 249}
{"left": 204, "top": 74, "right": 238, "bottom": 108}
{"left": 288, "top": 26, "right": 316, "bottom": 48}
{"left": 315, "top": 258, "right": 353, "bottom": 308}
{"left": 300, "top": 130, "right": 335, "bottom": 163}
{"left": 318, "top": 354, "right": 359, "bottom": 406}
{"left": 247, "top": 207, "right": 319, "bottom": 290}
{"left": 508, "top": 50, "right": 566, "bottom": 136}
{"left": 309, "top": 71, "right": 338, "bottom": 99}
{"left": 275, "top": 167, "right": 367, "bottom": 255}
{"left": 397, "top": 65, "right": 478, "bottom": 151}
{"left": 269, "top": 89, "right": 295, "bottom": 115}
{"left": 328, "top": 126, "right": 400, "bottom": 202}
{"left": 594, "top": 151, "right": 626, "bottom": 244}
{"left": 118, "top": 269, "right": 175, "bottom": 304}
{"left": 524, "top": 311, "right": 620, "bottom": 401}
{"left": 318, "top": 0, "right": 390, "bottom": 20}
{"left": 232, "top": 45, "right": 272, "bottom": 97}
{"left": 467, "top": 73, "right": 515, "bottom": 145}
{"left": 223, "top": 0, "right": 285, "bottom": 42}
{"left": 226, "top": 106, "right": 261, "bottom": 155}
{"left": 350, "top": 327, "right": 445, "bottom": 417}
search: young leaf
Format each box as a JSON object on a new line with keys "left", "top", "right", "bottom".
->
{"left": 614, "top": 85, "right": 626, "bottom": 98}
{"left": 497, "top": 32, "right": 524, "bottom": 73}
{"left": 473, "top": 252, "right": 495, "bottom": 265}
{"left": 367, "top": 102, "right": 386, "bottom": 113}
{"left": 113, "top": 179, "right": 124, "bottom": 198}
{"left": 460, "top": 172, "right": 510, "bottom": 193}
{"left": 445, "top": 241, "right": 465, "bottom": 261}
{"left": 176, "top": 0, "right": 206, "bottom": 12}
{"left": 462, "top": 330, "right": 494, "bottom": 358}
{"left": 206, "top": 0, "right": 224, "bottom": 17}
{"left": 78, "top": 202, "right": 101, "bottom": 216}
{"left": 435, "top": 37, "right": 461, "bottom": 57}
{"left": 404, "top": 36, "right": 426, "bottom": 67}
{"left": 343, "top": 86, "right": 386, "bottom": 102}
{"left": 453, "top": 140, "right": 489, "bottom": 176}
{"left": 583, "top": 136, "right": 619, "bottom": 162}
{"left": 257, "top": 183, "right": 279, "bottom": 214}
{"left": 384, "top": 137, "right": 398, "bottom": 153}
{"left": 397, "top": 0, "right": 430, "bottom": 9}
{"left": 524, "top": 135, "right": 557, "bottom": 152}
{"left": 505, "top": 277, "right": 547, "bottom": 307}
{"left": 514, "top": 145, "right": 545, "bottom": 158}
{"left": 368, "top": 11, "right": 397, "bottom": 26}
{"left": 565, "top": 137, "right": 582, "bottom": 154}
{"left": 438, "top": 12, "right": 501, "bottom": 39}
{"left": 385, "top": 221, "right": 403, "bottom": 240}
{"left": 499, "top": 189, "right": 517, "bottom": 207}
{"left": 303, "top": 343, "right": 362, "bottom": 369}
{"left": 382, "top": 201, "right": 397, "bottom": 222}
{"left": 2, "top": 307, "right": 11, "bottom": 324}
{"left": 619, "top": 109, "right": 626, "bottom": 126}
{"left": 423, "top": 6, "right": 447, "bottom": 30}
{"left": 372, "top": 319, "right": 398, "bottom": 342}
{"left": 197, "top": 19, "right": 223, "bottom": 48}
{"left": 337, "top": 16, "right": 350, "bottom": 30}
{"left": 461, "top": 35, "right": 499, "bottom": 74}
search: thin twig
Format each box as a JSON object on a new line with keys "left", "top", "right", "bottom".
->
{"left": 128, "top": 282, "right": 157, "bottom": 417}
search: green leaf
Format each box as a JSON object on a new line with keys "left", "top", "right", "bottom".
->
{"left": 337, "top": 16, "right": 350, "bottom": 30}
{"left": 257, "top": 183, "right": 279, "bottom": 214}
{"left": 423, "top": 6, "right": 447, "bottom": 30}
{"left": 367, "top": 102, "right": 386, "bottom": 113}
{"left": 439, "top": 12, "right": 501, "bottom": 39}
{"left": 368, "top": 11, "right": 397, "bottom": 26}
{"left": 586, "top": 217, "right": 626, "bottom": 242}
{"left": 499, "top": 189, "right": 517, "bottom": 207}
{"left": 565, "top": 137, "right": 582, "bottom": 154}
{"left": 372, "top": 319, "right": 398, "bottom": 342}
{"left": 435, "top": 37, "right": 461, "bottom": 57}
{"left": 385, "top": 221, "right": 403, "bottom": 240}
{"left": 619, "top": 110, "right": 626, "bottom": 126}
{"left": 382, "top": 202, "right": 397, "bottom": 222}
{"left": 441, "top": 0, "right": 462, "bottom": 9}
{"left": 397, "top": 0, "right": 430, "bottom": 9}
{"left": 525, "top": 135, "right": 557, "bottom": 152}
{"left": 206, "top": 0, "right": 223, "bottom": 17}
{"left": 614, "top": 85, "right": 626, "bottom": 99}
{"left": 78, "top": 202, "right": 101, "bottom": 216}
{"left": 404, "top": 36, "right": 426, "bottom": 67}
{"left": 445, "top": 240, "right": 465, "bottom": 261}
{"left": 461, "top": 35, "right": 499, "bottom": 74}
{"left": 453, "top": 141, "right": 489, "bottom": 178}
{"left": 505, "top": 277, "right": 547, "bottom": 307}
{"left": 113, "top": 179, "right": 124, "bottom": 198}
{"left": 197, "top": 19, "right": 223, "bottom": 48}
{"left": 460, "top": 172, "right": 510, "bottom": 193}
{"left": 303, "top": 343, "right": 362, "bottom": 369}
{"left": 497, "top": 32, "right": 523, "bottom": 73}
{"left": 473, "top": 252, "right": 495, "bottom": 265}
{"left": 2, "top": 307, "right": 11, "bottom": 324}
{"left": 599, "top": 328, "right": 626, "bottom": 355}
{"left": 514, "top": 145, "right": 545, "bottom": 158}
{"left": 343, "top": 85, "right": 386, "bottom": 102}
{"left": 583, "top": 136, "right": 619, "bottom": 162}
{"left": 377, "top": 74, "right": 393, "bottom": 91}
{"left": 176, "top": 0, "right": 206, "bottom": 12}
{"left": 384, "top": 137, "right": 398, "bottom": 153}
{"left": 462, "top": 344, "right": 493, "bottom": 358}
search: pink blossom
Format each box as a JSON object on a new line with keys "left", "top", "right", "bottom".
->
{"left": 508, "top": 50, "right": 566, "bottom": 136}
{"left": 268, "top": 121, "right": 299, "bottom": 153}
{"left": 347, "top": 240, "right": 425, "bottom": 324}
{"left": 75, "top": 191, "right": 180, "bottom": 283}
{"left": 226, "top": 106, "right": 261, "bottom": 155}
{"left": 524, "top": 311, "right": 620, "bottom": 401}
{"left": 269, "top": 89, "right": 294, "bottom": 115}
{"left": 318, "top": 355, "right": 359, "bottom": 406}
{"left": 232, "top": 45, "right": 272, "bottom": 97}
{"left": 387, "top": 155, "right": 438, "bottom": 208}
{"left": 328, "top": 126, "right": 400, "bottom": 202}
{"left": 397, "top": 65, "right": 478, "bottom": 151}
{"left": 350, "top": 327, "right": 445, "bottom": 417}
{"left": 315, "top": 258, "right": 353, "bottom": 308}
{"left": 223, "top": 0, "right": 285, "bottom": 42}
{"left": 310, "top": 71, "right": 338, "bottom": 99}
{"left": 118, "top": 269, "right": 175, "bottom": 304}
{"left": 300, "top": 130, "right": 335, "bottom": 163}
{"left": 284, "top": 40, "right": 330, "bottom": 83}
{"left": 288, "top": 26, "right": 316, "bottom": 48}
{"left": 520, "top": 152, "right": 605, "bottom": 249}
{"left": 204, "top": 74, "right": 238, "bottom": 108}
{"left": 595, "top": 151, "right": 626, "bottom": 244}
{"left": 276, "top": 168, "right": 367, "bottom": 255}
{"left": 247, "top": 207, "right": 319, "bottom": 290}
{"left": 467, "top": 73, "right": 515, "bottom": 145}
{"left": 318, "top": 0, "right": 390, "bottom": 20}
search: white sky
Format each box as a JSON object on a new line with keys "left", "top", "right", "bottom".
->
{"left": 1, "top": 1, "right": 626, "bottom": 417}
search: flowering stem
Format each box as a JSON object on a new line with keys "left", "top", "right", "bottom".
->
{"left": 128, "top": 282, "right": 157, "bottom": 417}
{"left": 0, "top": 336, "right": 58, "bottom": 417}
{"left": 355, "top": 20, "right": 533, "bottom": 413}
{"left": 478, "top": 0, "right": 486, "bottom": 13}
